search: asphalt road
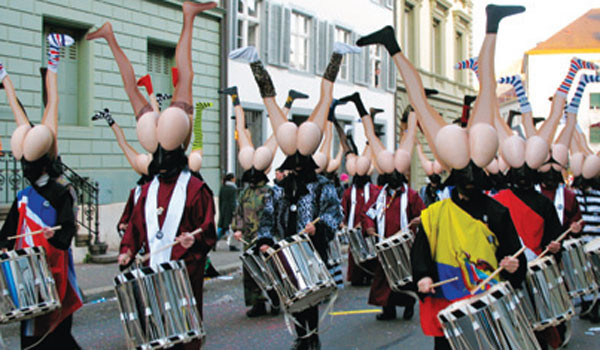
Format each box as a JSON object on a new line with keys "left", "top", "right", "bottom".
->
{"left": 2, "top": 266, "right": 600, "bottom": 349}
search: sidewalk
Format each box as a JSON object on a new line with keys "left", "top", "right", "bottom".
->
{"left": 76, "top": 240, "right": 243, "bottom": 303}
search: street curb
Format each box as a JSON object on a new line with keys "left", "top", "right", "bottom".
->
{"left": 81, "top": 261, "right": 243, "bottom": 303}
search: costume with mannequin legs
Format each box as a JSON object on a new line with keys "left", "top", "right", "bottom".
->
{"left": 230, "top": 42, "right": 360, "bottom": 158}
{"left": 137, "top": 74, "right": 160, "bottom": 113}
{"left": 0, "top": 35, "right": 83, "bottom": 349}
{"left": 355, "top": 5, "right": 529, "bottom": 347}
{"left": 117, "top": 8, "right": 218, "bottom": 350}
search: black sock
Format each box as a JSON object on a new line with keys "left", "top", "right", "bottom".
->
{"left": 340, "top": 92, "right": 368, "bottom": 117}
{"left": 485, "top": 4, "right": 525, "bottom": 33}
{"left": 356, "top": 26, "right": 401, "bottom": 56}
{"left": 250, "top": 61, "right": 276, "bottom": 98}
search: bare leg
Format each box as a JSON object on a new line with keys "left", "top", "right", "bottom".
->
{"left": 308, "top": 79, "right": 334, "bottom": 131}
{"left": 521, "top": 111, "right": 537, "bottom": 138}
{"left": 537, "top": 94, "right": 566, "bottom": 142}
{"left": 319, "top": 122, "right": 333, "bottom": 162}
{"left": 41, "top": 70, "right": 58, "bottom": 157}
{"left": 469, "top": 34, "right": 496, "bottom": 128}
{"left": 87, "top": 22, "right": 148, "bottom": 117}
{"left": 234, "top": 105, "right": 254, "bottom": 149}
{"left": 327, "top": 146, "right": 343, "bottom": 173}
{"left": 416, "top": 140, "right": 434, "bottom": 176}
{"left": 263, "top": 97, "right": 288, "bottom": 133}
{"left": 1, "top": 75, "right": 29, "bottom": 126}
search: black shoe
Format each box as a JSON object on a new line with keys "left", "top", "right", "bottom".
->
{"left": 218, "top": 86, "right": 238, "bottom": 95}
{"left": 271, "top": 305, "right": 280, "bottom": 316}
{"left": 289, "top": 89, "right": 309, "bottom": 100}
{"left": 424, "top": 88, "right": 439, "bottom": 97}
{"left": 464, "top": 94, "right": 477, "bottom": 106}
{"left": 369, "top": 107, "right": 384, "bottom": 119}
{"left": 291, "top": 338, "right": 309, "bottom": 350}
{"left": 229, "top": 245, "right": 240, "bottom": 252}
{"left": 403, "top": 303, "right": 415, "bottom": 320}
{"left": 376, "top": 307, "right": 396, "bottom": 321}
{"left": 308, "top": 334, "right": 321, "bottom": 350}
{"left": 246, "top": 302, "right": 267, "bottom": 318}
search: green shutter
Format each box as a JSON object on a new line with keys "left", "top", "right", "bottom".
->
{"left": 228, "top": 0, "right": 239, "bottom": 51}
{"left": 590, "top": 128, "right": 600, "bottom": 143}
{"left": 590, "top": 93, "right": 600, "bottom": 109}
{"left": 147, "top": 45, "right": 174, "bottom": 96}
{"left": 281, "top": 7, "right": 291, "bottom": 66}
{"left": 316, "top": 20, "right": 327, "bottom": 74}
{"left": 267, "top": 3, "right": 282, "bottom": 65}
{"left": 386, "top": 50, "right": 396, "bottom": 92}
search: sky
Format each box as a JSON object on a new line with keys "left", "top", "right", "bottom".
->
{"left": 472, "top": 0, "right": 598, "bottom": 73}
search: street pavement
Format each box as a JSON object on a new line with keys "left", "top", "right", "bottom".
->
{"left": 2, "top": 243, "right": 600, "bottom": 349}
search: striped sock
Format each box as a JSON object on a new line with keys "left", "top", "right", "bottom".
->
{"left": 498, "top": 75, "right": 531, "bottom": 113}
{"left": 454, "top": 57, "right": 479, "bottom": 76}
{"left": 557, "top": 57, "right": 599, "bottom": 97}
{"left": 192, "top": 102, "right": 213, "bottom": 151}
{"left": 0, "top": 61, "right": 6, "bottom": 81}
{"left": 47, "top": 33, "right": 74, "bottom": 73}
{"left": 567, "top": 74, "right": 600, "bottom": 114}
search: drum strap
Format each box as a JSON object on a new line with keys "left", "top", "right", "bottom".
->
{"left": 134, "top": 184, "right": 142, "bottom": 205}
{"left": 348, "top": 183, "right": 370, "bottom": 227}
{"left": 554, "top": 185, "right": 564, "bottom": 226}
{"left": 283, "top": 292, "right": 338, "bottom": 339}
{"left": 146, "top": 170, "right": 191, "bottom": 267}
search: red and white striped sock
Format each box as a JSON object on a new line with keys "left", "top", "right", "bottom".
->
{"left": 454, "top": 57, "right": 479, "bottom": 77}
{"left": 47, "top": 33, "right": 74, "bottom": 73}
{"left": 0, "top": 61, "right": 6, "bottom": 81}
{"left": 557, "top": 57, "right": 598, "bottom": 97}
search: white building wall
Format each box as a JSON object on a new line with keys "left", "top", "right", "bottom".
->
{"left": 226, "top": 0, "right": 395, "bottom": 179}
{"left": 526, "top": 53, "right": 600, "bottom": 151}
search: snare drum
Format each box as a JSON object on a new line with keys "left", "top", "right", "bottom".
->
{"left": 0, "top": 246, "right": 60, "bottom": 324}
{"left": 114, "top": 260, "right": 205, "bottom": 350}
{"left": 263, "top": 234, "right": 337, "bottom": 314}
{"left": 561, "top": 238, "right": 598, "bottom": 298}
{"left": 374, "top": 231, "right": 413, "bottom": 292}
{"left": 438, "top": 282, "right": 539, "bottom": 350}
{"left": 584, "top": 237, "right": 600, "bottom": 282}
{"left": 326, "top": 231, "right": 343, "bottom": 267}
{"left": 345, "top": 227, "right": 377, "bottom": 264}
{"left": 240, "top": 248, "right": 274, "bottom": 293}
{"left": 523, "top": 256, "right": 574, "bottom": 330}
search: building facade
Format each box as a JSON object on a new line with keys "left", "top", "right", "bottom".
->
{"left": 394, "top": 0, "right": 475, "bottom": 190}
{"left": 524, "top": 9, "right": 600, "bottom": 152}
{"left": 224, "top": 0, "right": 397, "bottom": 180}
{"left": 0, "top": 0, "right": 225, "bottom": 205}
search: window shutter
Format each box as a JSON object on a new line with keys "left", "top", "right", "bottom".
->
{"left": 267, "top": 2, "right": 282, "bottom": 65}
{"left": 381, "top": 52, "right": 388, "bottom": 90}
{"left": 310, "top": 18, "right": 318, "bottom": 74}
{"left": 386, "top": 51, "right": 396, "bottom": 92}
{"left": 316, "top": 20, "right": 327, "bottom": 74}
{"left": 260, "top": 0, "right": 270, "bottom": 60}
{"left": 280, "top": 7, "right": 291, "bottom": 66}
{"left": 45, "top": 26, "right": 78, "bottom": 125}
{"left": 228, "top": 0, "right": 238, "bottom": 51}
{"left": 350, "top": 32, "right": 358, "bottom": 83}
{"left": 364, "top": 47, "right": 372, "bottom": 86}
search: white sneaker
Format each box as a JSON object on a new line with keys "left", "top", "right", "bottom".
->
{"left": 333, "top": 42, "right": 361, "bottom": 55}
{"left": 229, "top": 46, "right": 260, "bottom": 63}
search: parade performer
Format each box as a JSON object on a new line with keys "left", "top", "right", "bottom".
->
{"left": 109, "top": 6, "right": 218, "bottom": 350}
{"left": 416, "top": 140, "right": 448, "bottom": 207}
{"left": 355, "top": 4, "right": 528, "bottom": 348}
{"left": 0, "top": 34, "right": 83, "bottom": 349}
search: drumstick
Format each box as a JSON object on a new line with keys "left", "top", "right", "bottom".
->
{"left": 7, "top": 225, "right": 62, "bottom": 240}
{"left": 138, "top": 227, "right": 202, "bottom": 263}
{"left": 298, "top": 218, "right": 321, "bottom": 235}
{"left": 535, "top": 218, "right": 584, "bottom": 261}
{"left": 470, "top": 245, "right": 527, "bottom": 295}
{"left": 431, "top": 276, "right": 459, "bottom": 288}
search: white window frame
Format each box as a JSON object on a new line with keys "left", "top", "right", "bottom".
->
{"left": 236, "top": 0, "right": 260, "bottom": 49}
{"left": 290, "top": 11, "right": 311, "bottom": 72}
{"left": 335, "top": 27, "right": 351, "bottom": 81}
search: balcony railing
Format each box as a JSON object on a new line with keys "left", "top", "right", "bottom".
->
{"left": 0, "top": 151, "right": 99, "bottom": 247}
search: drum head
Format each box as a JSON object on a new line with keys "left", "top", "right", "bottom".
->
{"left": 585, "top": 237, "right": 600, "bottom": 254}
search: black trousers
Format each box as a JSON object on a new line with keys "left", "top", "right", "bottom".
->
{"left": 21, "top": 315, "right": 80, "bottom": 350}
{"left": 434, "top": 336, "right": 451, "bottom": 350}
{"left": 293, "top": 306, "right": 319, "bottom": 338}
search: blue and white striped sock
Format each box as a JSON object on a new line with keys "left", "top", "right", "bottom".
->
{"left": 498, "top": 75, "right": 531, "bottom": 113}
{"left": 567, "top": 74, "right": 600, "bottom": 114}
{"left": 454, "top": 57, "right": 479, "bottom": 76}
{"left": 47, "top": 33, "right": 74, "bottom": 73}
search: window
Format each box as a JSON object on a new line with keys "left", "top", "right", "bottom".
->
{"left": 371, "top": 46, "right": 383, "bottom": 88}
{"left": 290, "top": 12, "right": 311, "bottom": 71}
{"left": 386, "top": 0, "right": 394, "bottom": 8}
{"left": 44, "top": 24, "right": 84, "bottom": 126}
{"left": 147, "top": 44, "right": 175, "bottom": 95}
{"left": 335, "top": 27, "right": 351, "bottom": 81}
{"left": 402, "top": 2, "right": 416, "bottom": 63}
{"left": 455, "top": 31, "right": 465, "bottom": 83}
{"left": 591, "top": 93, "right": 600, "bottom": 109}
{"left": 236, "top": 0, "right": 260, "bottom": 49}
{"left": 432, "top": 18, "right": 443, "bottom": 75}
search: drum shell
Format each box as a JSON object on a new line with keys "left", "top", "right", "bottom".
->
{"left": 345, "top": 228, "right": 377, "bottom": 264}
{"left": 374, "top": 231, "right": 414, "bottom": 291}
{"left": 113, "top": 260, "right": 205, "bottom": 350}
{"left": 326, "top": 231, "right": 343, "bottom": 267}
{"left": 437, "top": 282, "right": 539, "bottom": 350}
{"left": 560, "top": 238, "right": 598, "bottom": 298}
{"left": 584, "top": 237, "right": 600, "bottom": 284}
{"left": 524, "top": 256, "right": 574, "bottom": 330}
{"left": 263, "top": 234, "right": 337, "bottom": 314}
{"left": 0, "top": 246, "right": 61, "bottom": 324}
{"left": 240, "top": 249, "right": 274, "bottom": 292}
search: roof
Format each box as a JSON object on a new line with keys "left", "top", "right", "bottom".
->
{"left": 527, "top": 8, "right": 600, "bottom": 55}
